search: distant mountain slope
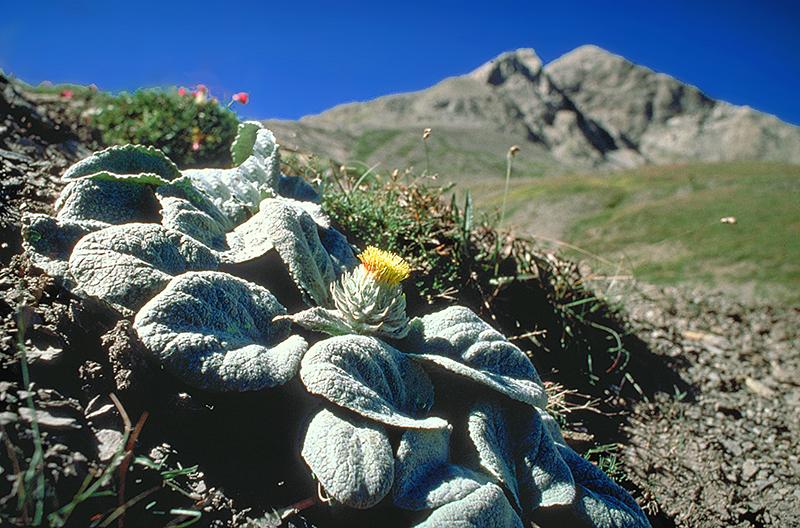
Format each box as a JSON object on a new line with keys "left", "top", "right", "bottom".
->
{"left": 264, "top": 46, "right": 800, "bottom": 180}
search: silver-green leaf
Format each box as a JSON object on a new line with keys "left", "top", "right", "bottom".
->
{"left": 63, "top": 144, "right": 180, "bottom": 181}
{"left": 402, "top": 306, "right": 548, "bottom": 409}
{"left": 21, "top": 213, "right": 95, "bottom": 281}
{"left": 394, "top": 426, "right": 490, "bottom": 510}
{"left": 68, "top": 223, "right": 219, "bottom": 314}
{"left": 133, "top": 271, "right": 307, "bottom": 391}
{"left": 468, "top": 400, "right": 575, "bottom": 512}
{"left": 414, "top": 483, "right": 524, "bottom": 528}
{"left": 301, "top": 408, "right": 394, "bottom": 509}
{"left": 560, "top": 447, "right": 651, "bottom": 528}
{"left": 156, "top": 178, "right": 234, "bottom": 251}
{"left": 300, "top": 335, "right": 447, "bottom": 429}
{"left": 56, "top": 174, "right": 162, "bottom": 227}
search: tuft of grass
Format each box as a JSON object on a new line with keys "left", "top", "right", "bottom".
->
{"left": 583, "top": 443, "right": 626, "bottom": 484}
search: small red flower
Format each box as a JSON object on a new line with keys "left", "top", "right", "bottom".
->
{"left": 196, "top": 84, "right": 208, "bottom": 94}
{"left": 60, "top": 89, "right": 74, "bottom": 99}
{"left": 232, "top": 92, "right": 249, "bottom": 105}
{"left": 192, "top": 141, "right": 201, "bottom": 151}
{"left": 178, "top": 87, "right": 187, "bottom": 96}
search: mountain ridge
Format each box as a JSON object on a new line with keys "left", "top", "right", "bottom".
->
{"left": 264, "top": 45, "right": 800, "bottom": 178}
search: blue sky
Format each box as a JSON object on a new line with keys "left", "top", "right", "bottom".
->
{"left": 2, "top": 0, "right": 798, "bottom": 124}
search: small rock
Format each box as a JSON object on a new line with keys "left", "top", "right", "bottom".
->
{"left": 0, "top": 412, "right": 18, "bottom": 425}
{"left": 18, "top": 407, "right": 81, "bottom": 430}
{"left": 741, "top": 459, "right": 757, "bottom": 481}
{"left": 95, "top": 429, "right": 124, "bottom": 462}
{"left": 745, "top": 377, "right": 775, "bottom": 398}
{"left": 719, "top": 439, "right": 743, "bottom": 457}
{"left": 26, "top": 345, "right": 63, "bottom": 364}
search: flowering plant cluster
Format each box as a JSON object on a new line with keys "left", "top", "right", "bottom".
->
{"left": 21, "top": 122, "right": 651, "bottom": 528}
{"left": 92, "top": 85, "right": 241, "bottom": 167}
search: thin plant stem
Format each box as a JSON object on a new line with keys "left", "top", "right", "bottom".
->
{"left": 17, "top": 310, "right": 46, "bottom": 526}
{"left": 500, "top": 150, "right": 514, "bottom": 226}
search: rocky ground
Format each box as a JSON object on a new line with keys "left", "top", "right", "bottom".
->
{"left": 1, "top": 74, "right": 799, "bottom": 527}
{"left": 622, "top": 285, "right": 800, "bottom": 527}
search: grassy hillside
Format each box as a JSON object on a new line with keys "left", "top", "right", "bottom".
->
{"left": 473, "top": 162, "right": 800, "bottom": 305}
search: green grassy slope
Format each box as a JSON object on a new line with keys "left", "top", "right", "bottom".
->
{"left": 472, "top": 162, "right": 800, "bottom": 305}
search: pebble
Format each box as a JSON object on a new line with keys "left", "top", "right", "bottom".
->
{"left": 741, "top": 459, "right": 757, "bottom": 481}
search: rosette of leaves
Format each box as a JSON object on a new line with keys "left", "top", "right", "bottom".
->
{"left": 133, "top": 271, "right": 307, "bottom": 391}
{"left": 24, "top": 126, "right": 354, "bottom": 315}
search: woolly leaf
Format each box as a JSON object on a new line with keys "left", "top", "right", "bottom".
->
{"left": 182, "top": 166, "right": 264, "bottom": 224}
{"left": 394, "top": 426, "right": 490, "bottom": 510}
{"left": 468, "top": 400, "right": 575, "bottom": 512}
{"left": 186, "top": 124, "right": 286, "bottom": 223}
{"left": 467, "top": 400, "right": 519, "bottom": 507}
{"left": 225, "top": 198, "right": 336, "bottom": 305}
{"left": 300, "top": 335, "right": 447, "bottom": 429}
{"left": 402, "top": 306, "right": 548, "bottom": 408}
{"left": 559, "top": 447, "right": 651, "bottom": 528}
{"left": 134, "top": 271, "right": 307, "bottom": 391}
{"left": 21, "top": 213, "right": 95, "bottom": 280}
{"left": 414, "top": 483, "right": 524, "bottom": 528}
{"left": 301, "top": 408, "right": 394, "bottom": 509}
{"left": 230, "top": 121, "right": 260, "bottom": 167}
{"left": 56, "top": 174, "right": 161, "bottom": 226}
{"left": 62, "top": 144, "right": 181, "bottom": 181}
{"left": 68, "top": 223, "right": 219, "bottom": 314}
{"left": 156, "top": 178, "right": 234, "bottom": 251}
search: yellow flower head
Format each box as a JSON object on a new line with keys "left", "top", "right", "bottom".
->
{"left": 358, "top": 246, "right": 411, "bottom": 285}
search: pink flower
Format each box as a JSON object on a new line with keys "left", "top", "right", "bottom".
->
{"left": 196, "top": 84, "right": 208, "bottom": 94}
{"left": 178, "top": 87, "right": 187, "bottom": 96}
{"left": 60, "top": 89, "right": 74, "bottom": 99}
{"left": 192, "top": 141, "right": 201, "bottom": 151}
{"left": 232, "top": 92, "right": 249, "bottom": 105}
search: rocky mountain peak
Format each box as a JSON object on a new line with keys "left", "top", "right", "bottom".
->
{"left": 469, "top": 48, "right": 543, "bottom": 86}
{"left": 264, "top": 44, "right": 800, "bottom": 175}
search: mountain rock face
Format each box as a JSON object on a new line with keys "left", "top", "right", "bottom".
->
{"left": 264, "top": 46, "right": 800, "bottom": 177}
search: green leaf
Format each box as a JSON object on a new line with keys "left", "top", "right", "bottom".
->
{"left": 230, "top": 121, "right": 260, "bottom": 167}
